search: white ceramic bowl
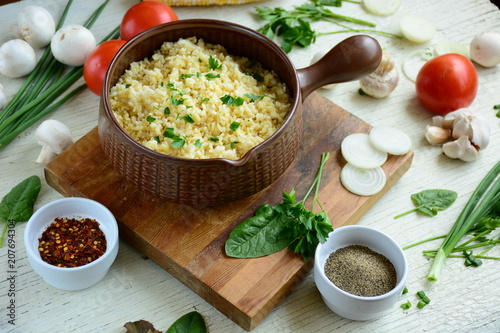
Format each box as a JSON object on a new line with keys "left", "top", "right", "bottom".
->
{"left": 314, "top": 225, "right": 408, "bottom": 321}
{"left": 24, "top": 197, "right": 119, "bottom": 291}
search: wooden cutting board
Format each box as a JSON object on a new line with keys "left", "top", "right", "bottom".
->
{"left": 44, "top": 92, "right": 413, "bottom": 331}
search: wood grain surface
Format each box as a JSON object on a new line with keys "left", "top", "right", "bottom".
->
{"left": 44, "top": 92, "right": 413, "bottom": 330}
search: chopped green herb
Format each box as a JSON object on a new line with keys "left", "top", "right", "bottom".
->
{"left": 160, "top": 82, "right": 164, "bottom": 87}
{"left": 194, "top": 139, "right": 202, "bottom": 147}
{"left": 463, "top": 250, "right": 483, "bottom": 267}
{"left": 180, "top": 73, "right": 194, "bottom": 80}
{"left": 125, "top": 84, "right": 131, "bottom": 88}
{"left": 400, "top": 301, "right": 412, "bottom": 310}
{"left": 416, "top": 291, "right": 431, "bottom": 304}
{"left": 209, "top": 137, "right": 219, "bottom": 142}
{"left": 186, "top": 105, "right": 193, "bottom": 109}
{"left": 183, "top": 114, "right": 195, "bottom": 123}
{"left": 494, "top": 104, "right": 500, "bottom": 109}
{"left": 198, "top": 58, "right": 202, "bottom": 63}
{"left": 245, "top": 93, "right": 265, "bottom": 101}
{"left": 175, "top": 113, "right": 181, "bottom": 120}
{"left": 170, "top": 94, "right": 186, "bottom": 106}
{"left": 221, "top": 95, "right": 245, "bottom": 106}
{"left": 199, "top": 95, "right": 210, "bottom": 103}
{"left": 146, "top": 115, "right": 156, "bottom": 122}
{"left": 249, "top": 72, "right": 264, "bottom": 82}
{"left": 230, "top": 141, "right": 239, "bottom": 149}
{"left": 163, "top": 128, "right": 175, "bottom": 138}
{"left": 167, "top": 82, "right": 185, "bottom": 95}
{"left": 171, "top": 137, "right": 186, "bottom": 148}
{"left": 164, "top": 107, "right": 171, "bottom": 115}
{"left": 417, "top": 300, "right": 428, "bottom": 309}
{"left": 247, "top": 58, "right": 259, "bottom": 68}
{"left": 208, "top": 55, "right": 222, "bottom": 71}
{"left": 229, "top": 122, "right": 240, "bottom": 131}
{"left": 205, "top": 73, "right": 221, "bottom": 80}
{"left": 153, "top": 136, "right": 160, "bottom": 143}
{"left": 196, "top": 72, "right": 201, "bottom": 78}
{"left": 403, "top": 286, "right": 409, "bottom": 294}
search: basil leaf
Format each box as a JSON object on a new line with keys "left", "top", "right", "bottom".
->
{"left": 166, "top": 311, "right": 206, "bottom": 333}
{"left": 225, "top": 204, "right": 290, "bottom": 258}
{"left": 394, "top": 189, "right": 458, "bottom": 219}
{"left": 0, "top": 175, "right": 41, "bottom": 223}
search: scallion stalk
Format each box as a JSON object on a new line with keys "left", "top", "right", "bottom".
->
{"left": 427, "top": 161, "right": 500, "bottom": 281}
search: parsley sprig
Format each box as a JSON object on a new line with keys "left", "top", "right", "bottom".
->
{"left": 256, "top": 1, "right": 402, "bottom": 53}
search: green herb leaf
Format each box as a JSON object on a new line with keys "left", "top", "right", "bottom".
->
{"left": 153, "top": 136, "right": 160, "bottom": 143}
{"left": 164, "top": 107, "right": 171, "bottom": 115}
{"left": 400, "top": 301, "right": 412, "bottom": 310}
{"left": 199, "top": 96, "right": 210, "bottom": 103}
{"left": 230, "top": 141, "right": 239, "bottom": 149}
{"left": 0, "top": 176, "right": 41, "bottom": 247}
{"left": 170, "top": 94, "right": 186, "bottom": 106}
{"left": 165, "top": 311, "right": 207, "bottom": 333}
{"left": 166, "top": 82, "right": 185, "bottom": 95}
{"left": 394, "top": 189, "right": 458, "bottom": 219}
{"left": 221, "top": 95, "right": 245, "bottom": 106}
{"left": 244, "top": 93, "right": 265, "bottom": 101}
{"left": 125, "top": 84, "right": 131, "bottom": 88}
{"left": 171, "top": 138, "right": 186, "bottom": 148}
{"left": 209, "top": 137, "right": 219, "bottom": 142}
{"left": 183, "top": 114, "right": 195, "bottom": 124}
{"left": 163, "top": 127, "right": 176, "bottom": 139}
{"left": 194, "top": 139, "right": 202, "bottom": 147}
{"left": 146, "top": 115, "right": 156, "bottom": 122}
{"left": 208, "top": 55, "right": 222, "bottom": 71}
{"left": 229, "top": 122, "right": 240, "bottom": 131}
{"left": 179, "top": 73, "right": 194, "bottom": 80}
{"left": 205, "top": 73, "right": 220, "bottom": 80}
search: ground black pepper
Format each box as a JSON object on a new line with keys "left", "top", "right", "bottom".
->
{"left": 324, "top": 245, "right": 397, "bottom": 297}
{"left": 38, "top": 217, "right": 107, "bottom": 268}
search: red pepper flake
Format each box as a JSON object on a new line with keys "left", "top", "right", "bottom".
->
{"left": 38, "top": 217, "right": 107, "bottom": 268}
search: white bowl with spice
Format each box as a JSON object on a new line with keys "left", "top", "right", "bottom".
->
{"left": 314, "top": 225, "right": 408, "bottom": 321}
{"left": 24, "top": 197, "right": 119, "bottom": 291}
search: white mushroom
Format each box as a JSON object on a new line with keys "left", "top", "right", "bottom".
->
{"left": 0, "top": 39, "right": 37, "bottom": 78}
{"left": 51, "top": 24, "right": 96, "bottom": 66}
{"left": 470, "top": 31, "right": 500, "bottom": 68}
{"left": 359, "top": 52, "right": 399, "bottom": 98}
{"left": 0, "top": 84, "right": 7, "bottom": 110}
{"left": 35, "top": 119, "right": 74, "bottom": 164}
{"left": 17, "top": 5, "right": 56, "bottom": 49}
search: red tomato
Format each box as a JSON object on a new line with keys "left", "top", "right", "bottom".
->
{"left": 120, "top": 1, "right": 178, "bottom": 41}
{"left": 83, "top": 40, "right": 127, "bottom": 96}
{"left": 416, "top": 53, "right": 478, "bottom": 115}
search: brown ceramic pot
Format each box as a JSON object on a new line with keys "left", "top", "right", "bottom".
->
{"left": 98, "top": 19, "right": 382, "bottom": 206}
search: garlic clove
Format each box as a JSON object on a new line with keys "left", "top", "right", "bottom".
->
{"left": 425, "top": 125, "right": 451, "bottom": 145}
{"left": 441, "top": 109, "right": 464, "bottom": 129}
{"left": 442, "top": 136, "right": 478, "bottom": 162}
{"left": 432, "top": 115, "right": 444, "bottom": 127}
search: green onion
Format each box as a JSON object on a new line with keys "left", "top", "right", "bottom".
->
{"left": 400, "top": 301, "right": 412, "bottom": 310}
{"left": 427, "top": 161, "right": 500, "bottom": 281}
{"left": 0, "top": 0, "right": 117, "bottom": 151}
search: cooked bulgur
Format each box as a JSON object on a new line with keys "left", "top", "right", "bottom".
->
{"left": 109, "top": 37, "right": 292, "bottom": 160}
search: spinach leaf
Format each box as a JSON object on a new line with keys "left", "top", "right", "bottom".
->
{"left": 0, "top": 175, "right": 41, "bottom": 247}
{"left": 225, "top": 204, "right": 290, "bottom": 258}
{"left": 394, "top": 189, "right": 458, "bottom": 219}
{"left": 166, "top": 311, "right": 206, "bottom": 333}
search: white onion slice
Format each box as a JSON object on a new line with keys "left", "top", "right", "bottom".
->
{"left": 400, "top": 14, "right": 436, "bottom": 44}
{"left": 433, "top": 40, "right": 469, "bottom": 57}
{"left": 402, "top": 48, "right": 433, "bottom": 82}
{"left": 363, "top": 0, "right": 402, "bottom": 16}
{"left": 369, "top": 127, "right": 412, "bottom": 155}
{"left": 341, "top": 163, "right": 387, "bottom": 196}
{"left": 341, "top": 133, "right": 388, "bottom": 169}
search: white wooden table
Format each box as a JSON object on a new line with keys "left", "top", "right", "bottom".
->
{"left": 0, "top": 0, "right": 499, "bottom": 332}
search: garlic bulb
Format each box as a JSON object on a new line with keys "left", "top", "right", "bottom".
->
{"left": 425, "top": 125, "right": 451, "bottom": 145}
{"left": 359, "top": 51, "right": 399, "bottom": 98}
{"left": 451, "top": 112, "right": 490, "bottom": 150}
{"left": 442, "top": 136, "right": 478, "bottom": 162}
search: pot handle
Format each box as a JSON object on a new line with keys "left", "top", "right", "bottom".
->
{"left": 297, "top": 35, "right": 382, "bottom": 101}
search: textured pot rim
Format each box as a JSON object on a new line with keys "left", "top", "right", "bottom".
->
{"left": 101, "top": 18, "right": 302, "bottom": 167}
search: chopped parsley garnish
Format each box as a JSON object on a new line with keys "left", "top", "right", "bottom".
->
{"left": 180, "top": 73, "right": 194, "bottom": 80}
{"left": 196, "top": 72, "right": 201, "bottom": 78}
{"left": 171, "top": 138, "right": 186, "bottom": 148}
{"left": 160, "top": 82, "right": 164, "bottom": 87}
{"left": 199, "top": 95, "right": 210, "bottom": 103}
{"left": 225, "top": 141, "right": 239, "bottom": 149}
{"left": 229, "top": 122, "right": 240, "bottom": 131}
{"left": 153, "top": 136, "right": 160, "bottom": 143}
{"left": 125, "top": 84, "right": 131, "bottom": 88}
{"left": 247, "top": 72, "right": 264, "bottom": 82}
{"left": 163, "top": 128, "right": 186, "bottom": 148}
{"left": 194, "top": 139, "right": 202, "bottom": 147}
{"left": 209, "top": 137, "right": 219, "bottom": 142}
{"left": 183, "top": 114, "right": 195, "bottom": 123}
{"left": 244, "top": 93, "right": 265, "bottom": 101}
{"left": 205, "top": 73, "right": 221, "bottom": 80}
{"left": 164, "top": 107, "right": 171, "bottom": 115}
{"left": 221, "top": 95, "right": 245, "bottom": 106}
{"left": 163, "top": 128, "right": 176, "bottom": 138}
{"left": 146, "top": 115, "right": 156, "bottom": 122}
{"left": 167, "top": 82, "right": 185, "bottom": 95}
{"left": 208, "top": 55, "right": 222, "bottom": 71}
{"left": 170, "top": 94, "right": 186, "bottom": 106}
{"left": 247, "top": 58, "right": 259, "bottom": 68}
